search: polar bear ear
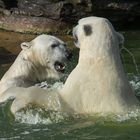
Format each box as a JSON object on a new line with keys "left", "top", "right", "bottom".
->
{"left": 116, "top": 32, "right": 124, "bottom": 45}
{"left": 21, "top": 42, "right": 31, "bottom": 50}
{"left": 83, "top": 24, "right": 92, "bottom": 36}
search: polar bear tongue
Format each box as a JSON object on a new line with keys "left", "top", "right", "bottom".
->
{"left": 54, "top": 61, "right": 65, "bottom": 73}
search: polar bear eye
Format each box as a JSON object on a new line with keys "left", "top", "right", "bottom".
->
{"left": 51, "top": 44, "right": 58, "bottom": 48}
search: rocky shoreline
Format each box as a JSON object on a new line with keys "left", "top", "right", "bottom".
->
{"left": 0, "top": 0, "right": 140, "bottom": 34}
{"left": 0, "top": 14, "right": 72, "bottom": 34}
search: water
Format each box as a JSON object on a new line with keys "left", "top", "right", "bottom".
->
{"left": 0, "top": 30, "right": 140, "bottom": 140}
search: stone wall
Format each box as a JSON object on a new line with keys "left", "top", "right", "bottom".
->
{"left": 0, "top": 0, "right": 139, "bottom": 34}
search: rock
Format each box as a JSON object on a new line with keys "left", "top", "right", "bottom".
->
{"left": 0, "top": 0, "right": 5, "bottom": 8}
{"left": 0, "top": 14, "right": 72, "bottom": 34}
{"left": 0, "top": 0, "right": 92, "bottom": 34}
{"left": 17, "top": 0, "right": 73, "bottom": 19}
{"left": 0, "top": 0, "right": 139, "bottom": 33}
{"left": 2, "top": 9, "right": 11, "bottom": 16}
{"left": 17, "top": 0, "right": 92, "bottom": 21}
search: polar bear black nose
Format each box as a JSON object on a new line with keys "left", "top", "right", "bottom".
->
{"left": 66, "top": 50, "right": 72, "bottom": 60}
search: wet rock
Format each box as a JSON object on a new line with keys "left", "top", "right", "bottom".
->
{"left": 0, "top": 0, "right": 92, "bottom": 34}
{"left": 17, "top": 0, "right": 73, "bottom": 19}
{"left": 16, "top": 0, "right": 92, "bottom": 21}
{"left": 0, "top": 15, "right": 72, "bottom": 34}
{"left": 0, "top": 0, "right": 139, "bottom": 33}
{"left": 1, "top": 9, "right": 11, "bottom": 16}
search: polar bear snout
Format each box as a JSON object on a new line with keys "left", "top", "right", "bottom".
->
{"left": 58, "top": 43, "right": 72, "bottom": 60}
{"left": 73, "top": 27, "right": 79, "bottom": 48}
{"left": 53, "top": 49, "right": 72, "bottom": 73}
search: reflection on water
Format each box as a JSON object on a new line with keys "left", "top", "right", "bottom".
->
{"left": 0, "top": 30, "right": 140, "bottom": 139}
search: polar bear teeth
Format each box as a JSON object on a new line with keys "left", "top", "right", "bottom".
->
{"left": 54, "top": 61, "right": 65, "bottom": 73}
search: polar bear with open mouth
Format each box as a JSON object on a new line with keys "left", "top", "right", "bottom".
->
{"left": 0, "top": 34, "right": 71, "bottom": 96}
{"left": 0, "top": 17, "right": 139, "bottom": 114}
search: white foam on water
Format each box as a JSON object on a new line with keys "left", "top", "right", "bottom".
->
{"left": 50, "top": 82, "right": 64, "bottom": 90}
{"left": 15, "top": 108, "right": 68, "bottom": 125}
{"left": 15, "top": 109, "right": 52, "bottom": 125}
{"left": 130, "top": 79, "right": 140, "bottom": 95}
{"left": 35, "top": 81, "right": 50, "bottom": 89}
{"left": 130, "top": 80, "right": 140, "bottom": 90}
{"left": 114, "top": 109, "right": 140, "bottom": 122}
{"left": 35, "top": 81, "right": 64, "bottom": 90}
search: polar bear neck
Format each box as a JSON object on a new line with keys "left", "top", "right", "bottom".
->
{"left": 78, "top": 30, "right": 123, "bottom": 71}
{"left": 1, "top": 50, "right": 55, "bottom": 84}
{"left": 78, "top": 33, "right": 127, "bottom": 88}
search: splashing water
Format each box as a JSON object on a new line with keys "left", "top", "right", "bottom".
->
{"left": 121, "top": 46, "right": 140, "bottom": 75}
{"left": 129, "top": 73, "right": 140, "bottom": 96}
{"left": 15, "top": 108, "right": 68, "bottom": 125}
{"left": 15, "top": 109, "right": 53, "bottom": 125}
{"left": 114, "top": 109, "right": 140, "bottom": 122}
{"left": 14, "top": 81, "right": 66, "bottom": 125}
{"left": 35, "top": 81, "right": 64, "bottom": 90}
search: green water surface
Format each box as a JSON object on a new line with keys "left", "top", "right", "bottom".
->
{"left": 0, "top": 30, "right": 140, "bottom": 140}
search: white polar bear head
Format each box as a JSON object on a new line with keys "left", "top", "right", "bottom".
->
{"left": 21, "top": 34, "right": 72, "bottom": 79}
{"left": 0, "top": 34, "right": 73, "bottom": 94}
{"left": 73, "top": 17, "right": 124, "bottom": 60}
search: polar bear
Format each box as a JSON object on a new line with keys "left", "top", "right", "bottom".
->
{"left": 0, "top": 34, "right": 71, "bottom": 96}
{"left": 0, "top": 17, "right": 139, "bottom": 114}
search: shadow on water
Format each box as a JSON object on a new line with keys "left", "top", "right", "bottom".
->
{"left": 0, "top": 29, "right": 140, "bottom": 140}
